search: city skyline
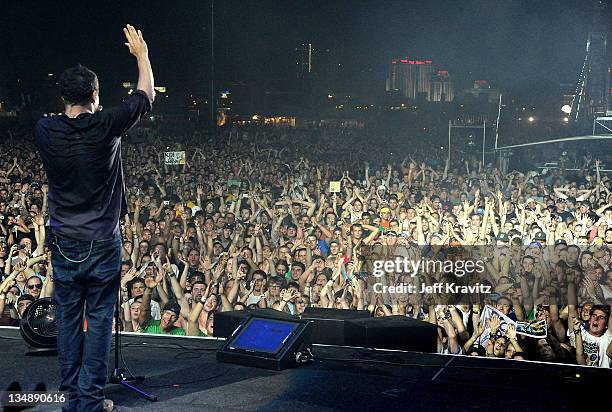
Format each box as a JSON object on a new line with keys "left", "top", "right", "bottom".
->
{"left": 0, "top": 0, "right": 604, "bottom": 110}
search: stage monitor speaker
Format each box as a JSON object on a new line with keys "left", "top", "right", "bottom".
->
{"left": 344, "top": 316, "right": 438, "bottom": 353}
{"left": 214, "top": 308, "right": 296, "bottom": 338}
{"left": 217, "top": 315, "right": 313, "bottom": 370}
{"left": 301, "top": 307, "right": 371, "bottom": 345}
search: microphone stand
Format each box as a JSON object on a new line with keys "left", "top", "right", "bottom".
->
{"left": 109, "top": 294, "right": 157, "bottom": 402}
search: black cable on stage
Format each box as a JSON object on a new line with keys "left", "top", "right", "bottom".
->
{"left": 114, "top": 341, "right": 219, "bottom": 352}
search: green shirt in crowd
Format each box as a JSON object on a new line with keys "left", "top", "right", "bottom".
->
{"left": 141, "top": 320, "right": 186, "bottom": 336}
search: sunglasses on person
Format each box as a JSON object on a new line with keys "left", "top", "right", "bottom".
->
{"left": 28, "top": 283, "right": 43, "bottom": 290}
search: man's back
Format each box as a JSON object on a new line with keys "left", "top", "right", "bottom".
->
{"left": 35, "top": 91, "right": 150, "bottom": 240}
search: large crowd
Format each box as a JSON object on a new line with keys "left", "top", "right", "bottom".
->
{"left": 0, "top": 123, "right": 610, "bottom": 368}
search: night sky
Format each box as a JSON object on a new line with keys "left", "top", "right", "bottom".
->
{"left": 0, "top": 0, "right": 594, "bottom": 103}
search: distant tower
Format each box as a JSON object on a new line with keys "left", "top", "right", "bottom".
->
{"left": 295, "top": 43, "right": 313, "bottom": 79}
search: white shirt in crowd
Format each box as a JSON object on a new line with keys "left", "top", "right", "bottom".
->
{"left": 580, "top": 328, "right": 612, "bottom": 368}
{"left": 122, "top": 298, "right": 161, "bottom": 321}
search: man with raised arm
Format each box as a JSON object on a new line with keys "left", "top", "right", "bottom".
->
{"left": 34, "top": 25, "right": 154, "bottom": 412}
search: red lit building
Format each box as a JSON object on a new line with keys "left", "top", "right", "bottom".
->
{"left": 386, "top": 57, "right": 435, "bottom": 101}
{"left": 430, "top": 70, "right": 454, "bottom": 102}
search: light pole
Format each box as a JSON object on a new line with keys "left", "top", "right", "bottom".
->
{"left": 210, "top": 0, "right": 216, "bottom": 136}
{"left": 482, "top": 120, "right": 486, "bottom": 165}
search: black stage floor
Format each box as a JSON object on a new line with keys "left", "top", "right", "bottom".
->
{"left": 0, "top": 326, "right": 608, "bottom": 412}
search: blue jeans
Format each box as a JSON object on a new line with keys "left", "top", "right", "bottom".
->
{"left": 50, "top": 230, "right": 122, "bottom": 412}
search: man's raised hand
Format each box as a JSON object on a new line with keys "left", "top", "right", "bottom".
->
{"left": 123, "top": 24, "right": 148, "bottom": 59}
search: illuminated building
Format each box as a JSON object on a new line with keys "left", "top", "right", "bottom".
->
{"left": 430, "top": 70, "right": 454, "bottom": 102}
{"left": 463, "top": 80, "right": 500, "bottom": 103}
{"left": 386, "top": 57, "right": 435, "bottom": 101}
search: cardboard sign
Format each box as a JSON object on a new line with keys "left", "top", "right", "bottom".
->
{"left": 164, "top": 151, "right": 186, "bottom": 165}
{"left": 329, "top": 181, "right": 341, "bottom": 193}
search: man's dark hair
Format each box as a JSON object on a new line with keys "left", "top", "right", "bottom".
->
{"left": 291, "top": 262, "right": 305, "bottom": 272}
{"left": 268, "top": 276, "right": 285, "bottom": 288}
{"left": 26, "top": 276, "right": 43, "bottom": 286}
{"left": 192, "top": 280, "right": 207, "bottom": 289}
{"left": 128, "top": 278, "right": 146, "bottom": 299}
{"left": 59, "top": 64, "right": 98, "bottom": 106}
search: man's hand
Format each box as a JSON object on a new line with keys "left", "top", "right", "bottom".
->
{"left": 123, "top": 24, "right": 148, "bottom": 59}
{"left": 144, "top": 277, "right": 157, "bottom": 289}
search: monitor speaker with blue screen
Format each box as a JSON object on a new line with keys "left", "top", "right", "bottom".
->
{"left": 216, "top": 315, "right": 313, "bottom": 370}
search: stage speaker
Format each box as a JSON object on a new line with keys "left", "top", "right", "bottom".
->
{"left": 344, "top": 316, "right": 438, "bottom": 353}
{"left": 214, "top": 308, "right": 296, "bottom": 338}
{"left": 217, "top": 315, "right": 313, "bottom": 370}
{"left": 301, "top": 307, "right": 371, "bottom": 345}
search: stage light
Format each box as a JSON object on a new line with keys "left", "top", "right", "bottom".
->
{"left": 561, "top": 105, "right": 572, "bottom": 114}
{"left": 528, "top": 116, "right": 535, "bottom": 123}
{"left": 563, "top": 117, "right": 569, "bottom": 123}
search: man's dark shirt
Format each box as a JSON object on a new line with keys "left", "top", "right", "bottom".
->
{"left": 35, "top": 91, "right": 151, "bottom": 240}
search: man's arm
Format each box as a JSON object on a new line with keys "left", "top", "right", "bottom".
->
{"left": 138, "top": 278, "right": 156, "bottom": 326}
{"left": 124, "top": 24, "right": 155, "bottom": 103}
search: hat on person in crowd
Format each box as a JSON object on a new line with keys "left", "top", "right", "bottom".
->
{"left": 380, "top": 207, "right": 390, "bottom": 214}
{"left": 475, "top": 207, "right": 485, "bottom": 216}
{"left": 554, "top": 239, "right": 567, "bottom": 246}
{"left": 162, "top": 301, "right": 181, "bottom": 318}
{"left": 224, "top": 223, "right": 235, "bottom": 230}
{"left": 497, "top": 232, "right": 509, "bottom": 242}
{"left": 385, "top": 231, "right": 397, "bottom": 237}
{"left": 17, "top": 294, "right": 35, "bottom": 306}
{"left": 534, "top": 231, "right": 546, "bottom": 242}
{"left": 581, "top": 200, "right": 591, "bottom": 209}
{"left": 467, "top": 345, "right": 487, "bottom": 357}
{"left": 508, "top": 218, "right": 519, "bottom": 225}
{"left": 378, "top": 185, "right": 386, "bottom": 191}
